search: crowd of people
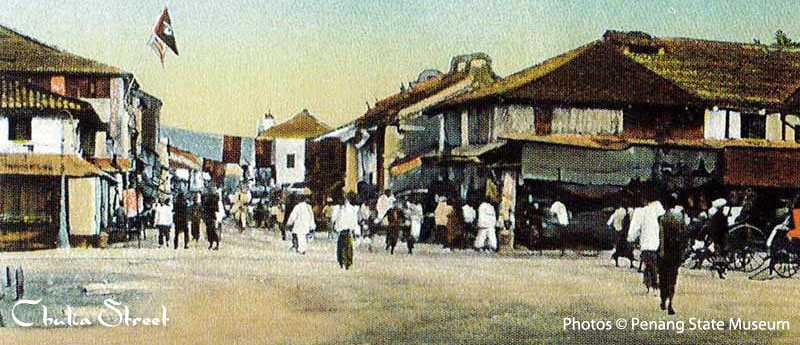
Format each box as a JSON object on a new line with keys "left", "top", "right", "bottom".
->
{"left": 148, "top": 185, "right": 225, "bottom": 250}
{"left": 605, "top": 190, "right": 797, "bottom": 315}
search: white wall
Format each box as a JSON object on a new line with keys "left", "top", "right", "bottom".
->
{"left": 704, "top": 108, "right": 741, "bottom": 139}
{"left": 551, "top": 107, "right": 623, "bottom": 135}
{"left": 766, "top": 113, "right": 783, "bottom": 141}
{"left": 0, "top": 116, "right": 79, "bottom": 154}
{"left": 274, "top": 138, "right": 306, "bottom": 185}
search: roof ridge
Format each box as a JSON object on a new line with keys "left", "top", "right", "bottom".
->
{"left": 0, "top": 24, "right": 63, "bottom": 53}
{"left": 0, "top": 23, "right": 128, "bottom": 75}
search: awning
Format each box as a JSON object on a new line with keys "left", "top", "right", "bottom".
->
{"left": 390, "top": 156, "right": 422, "bottom": 177}
{"left": 521, "top": 142, "right": 656, "bottom": 186}
{"left": 90, "top": 157, "right": 132, "bottom": 172}
{"left": 450, "top": 141, "right": 507, "bottom": 157}
{"left": 723, "top": 147, "right": 800, "bottom": 188}
{"left": 0, "top": 154, "right": 114, "bottom": 180}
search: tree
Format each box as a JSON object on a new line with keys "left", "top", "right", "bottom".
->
{"left": 774, "top": 30, "right": 800, "bottom": 48}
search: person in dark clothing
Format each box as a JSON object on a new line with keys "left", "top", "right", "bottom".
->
{"left": 203, "top": 187, "right": 221, "bottom": 250}
{"left": 283, "top": 193, "right": 300, "bottom": 242}
{"left": 658, "top": 207, "right": 689, "bottom": 315}
{"left": 190, "top": 193, "right": 202, "bottom": 242}
{"left": 385, "top": 207, "right": 402, "bottom": 254}
{"left": 173, "top": 193, "right": 190, "bottom": 249}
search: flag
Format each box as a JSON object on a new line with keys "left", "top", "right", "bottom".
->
{"left": 154, "top": 8, "right": 178, "bottom": 55}
{"left": 147, "top": 35, "right": 165, "bottom": 66}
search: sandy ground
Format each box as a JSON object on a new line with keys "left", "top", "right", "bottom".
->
{"left": 1, "top": 221, "right": 799, "bottom": 344}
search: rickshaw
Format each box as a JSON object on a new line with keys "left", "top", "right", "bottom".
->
{"left": 759, "top": 209, "right": 800, "bottom": 278}
{"left": 683, "top": 209, "right": 769, "bottom": 275}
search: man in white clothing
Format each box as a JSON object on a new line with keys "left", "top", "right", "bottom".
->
{"left": 333, "top": 193, "right": 360, "bottom": 269}
{"left": 375, "top": 189, "right": 396, "bottom": 225}
{"left": 287, "top": 192, "right": 316, "bottom": 255}
{"left": 550, "top": 200, "right": 569, "bottom": 255}
{"left": 628, "top": 200, "right": 665, "bottom": 291}
{"left": 406, "top": 200, "right": 424, "bottom": 241}
{"left": 474, "top": 198, "right": 497, "bottom": 251}
{"left": 154, "top": 198, "right": 173, "bottom": 249}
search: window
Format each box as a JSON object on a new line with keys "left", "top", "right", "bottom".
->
{"left": 740, "top": 113, "right": 766, "bottom": 139}
{"left": 8, "top": 117, "right": 32, "bottom": 141}
{"left": 286, "top": 154, "right": 295, "bottom": 168}
{"left": 468, "top": 107, "right": 492, "bottom": 145}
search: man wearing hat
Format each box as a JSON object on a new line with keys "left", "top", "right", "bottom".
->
{"left": 287, "top": 188, "right": 316, "bottom": 254}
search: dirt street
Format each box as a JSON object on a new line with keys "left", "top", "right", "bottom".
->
{"left": 1, "top": 221, "right": 799, "bottom": 344}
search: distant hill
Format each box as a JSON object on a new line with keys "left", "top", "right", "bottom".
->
{"left": 160, "top": 126, "right": 255, "bottom": 166}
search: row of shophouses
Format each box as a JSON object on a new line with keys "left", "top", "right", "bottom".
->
{"left": 0, "top": 24, "right": 170, "bottom": 250}
{"left": 322, "top": 30, "right": 800, "bottom": 215}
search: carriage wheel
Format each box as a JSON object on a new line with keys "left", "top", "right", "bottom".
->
{"left": 774, "top": 251, "right": 800, "bottom": 278}
{"left": 739, "top": 250, "right": 769, "bottom": 273}
{"left": 728, "top": 224, "right": 768, "bottom": 272}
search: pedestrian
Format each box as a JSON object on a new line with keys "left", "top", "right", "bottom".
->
{"left": 333, "top": 193, "right": 359, "bottom": 269}
{"left": 385, "top": 207, "right": 403, "bottom": 254}
{"left": 254, "top": 201, "right": 268, "bottom": 229}
{"left": 434, "top": 197, "right": 453, "bottom": 245}
{"left": 609, "top": 205, "right": 634, "bottom": 268}
{"left": 445, "top": 201, "right": 463, "bottom": 250}
{"left": 287, "top": 189, "right": 316, "bottom": 255}
{"left": 190, "top": 193, "right": 202, "bottom": 242}
{"left": 232, "top": 185, "right": 252, "bottom": 233}
{"left": 706, "top": 198, "right": 730, "bottom": 278}
{"left": 462, "top": 201, "right": 477, "bottom": 249}
{"left": 322, "top": 197, "right": 336, "bottom": 239}
{"left": 658, "top": 205, "right": 689, "bottom": 315}
{"left": 628, "top": 200, "right": 665, "bottom": 292}
{"left": 549, "top": 199, "right": 569, "bottom": 256}
{"left": 154, "top": 197, "right": 173, "bottom": 249}
{"left": 203, "top": 186, "right": 221, "bottom": 250}
{"left": 358, "top": 198, "right": 373, "bottom": 251}
{"left": 474, "top": 197, "right": 498, "bottom": 252}
{"left": 173, "top": 193, "right": 190, "bottom": 249}
{"left": 407, "top": 198, "right": 424, "bottom": 242}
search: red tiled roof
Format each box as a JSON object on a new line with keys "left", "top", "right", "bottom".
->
{"left": 0, "top": 24, "right": 127, "bottom": 76}
{"left": 444, "top": 30, "right": 800, "bottom": 111}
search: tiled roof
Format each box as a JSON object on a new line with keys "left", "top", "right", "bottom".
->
{"left": 616, "top": 31, "right": 800, "bottom": 109}
{"left": 258, "top": 109, "right": 331, "bottom": 139}
{"left": 0, "top": 24, "right": 127, "bottom": 75}
{"left": 445, "top": 31, "right": 800, "bottom": 111}
{"left": 358, "top": 71, "right": 470, "bottom": 126}
{"left": 443, "top": 43, "right": 598, "bottom": 107}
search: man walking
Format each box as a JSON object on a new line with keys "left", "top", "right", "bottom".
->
{"left": 287, "top": 190, "right": 316, "bottom": 255}
{"left": 190, "top": 193, "right": 202, "bottom": 242}
{"left": 203, "top": 186, "right": 221, "bottom": 250}
{"left": 333, "top": 193, "right": 359, "bottom": 269}
{"left": 154, "top": 198, "right": 173, "bottom": 249}
{"left": 474, "top": 197, "right": 498, "bottom": 252}
{"left": 628, "top": 200, "right": 665, "bottom": 292}
{"left": 173, "top": 193, "right": 190, "bottom": 249}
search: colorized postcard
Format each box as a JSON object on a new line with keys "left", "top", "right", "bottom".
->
{"left": 1, "top": 1, "right": 800, "bottom": 344}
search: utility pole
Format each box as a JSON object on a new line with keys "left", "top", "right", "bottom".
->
{"left": 58, "top": 113, "right": 73, "bottom": 249}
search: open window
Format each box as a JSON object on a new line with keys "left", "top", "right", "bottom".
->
{"left": 286, "top": 153, "right": 295, "bottom": 169}
{"left": 8, "top": 117, "right": 32, "bottom": 141}
{"left": 740, "top": 113, "right": 766, "bottom": 139}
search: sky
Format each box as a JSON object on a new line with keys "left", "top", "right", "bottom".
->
{"left": 2, "top": 0, "right": 800, "bottom": 137}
